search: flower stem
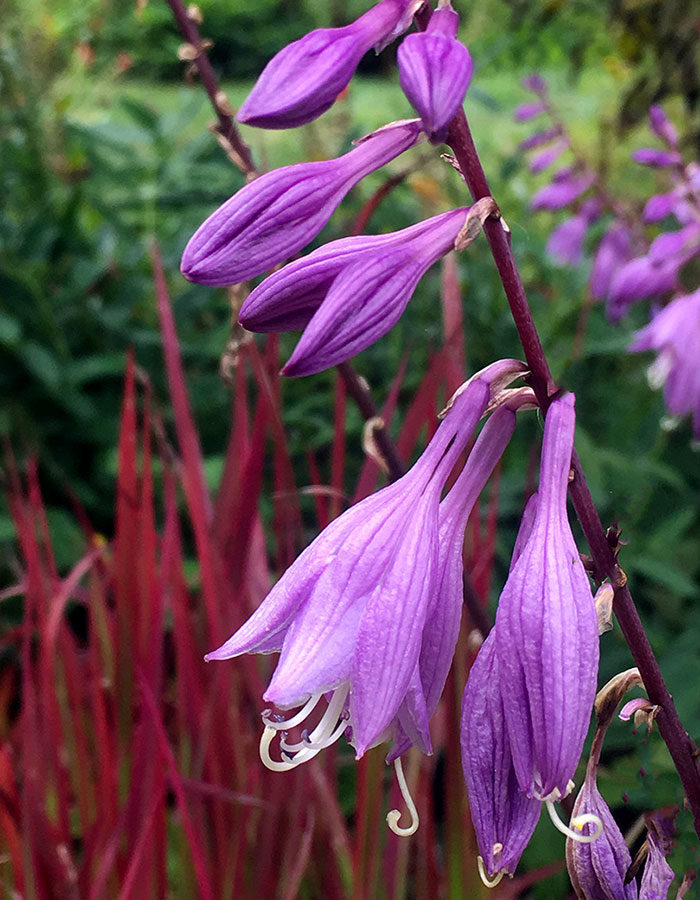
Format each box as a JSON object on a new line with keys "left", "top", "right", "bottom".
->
{"left": 446, "top": 108, "right": 700, "bottom": 838}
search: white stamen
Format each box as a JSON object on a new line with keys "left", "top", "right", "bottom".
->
{"left": 477, "top": 857, "right": 505, "bottom": 888}
{"left": 386, "top": 757, "right": 419, "bottom": 837}
{"left": 259, "top": 685, "right": 350, "bottom": 770}
{"left": 261, "top": 692, "right": 322, "bottom": 730}
{"left": 545, "top": 800, "right": 603, "bottom": 843}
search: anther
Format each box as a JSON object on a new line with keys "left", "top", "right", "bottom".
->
{"left": 477, "top": 856, "right": 505, "bottom": 888}
{"left": 386, "top": 757, "right": 419, "bottom": 837}
{"left": 545, "top": 800, "right": 603, "bottom": 843}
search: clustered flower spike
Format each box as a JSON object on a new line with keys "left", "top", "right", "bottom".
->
{"left": 239, "top": 207, "right": 470, "bottom": 375}
{"left": 181, "top": 119, "right": 423, "bottom": 285}
{"left": 206, "top": 361, "right": 527, "bottom": 774}
{"left": 397, "top": 0, "right": 473, "bottom": 144}
{"left": 494, "top": 393, "right": 599, "bottom": 802}
{"left": 236, "top": 0, "right": 418, "bottom": 129}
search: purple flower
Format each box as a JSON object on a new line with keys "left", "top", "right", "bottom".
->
{"left": 546, "top": 202, "right": 599, "bottom": 267}
{"left": 648, "top": 106, "right": 678, "bottom": 148}
{"left": 590, "top": 223, "right": 633, "bottom": 301}
{"left": 181, "top": 120, "right": 423, "bottom": 285}
{"left": 514, "top": 101, "right": 547, "bottom": 122}
{"left": 643, "top": 191, "right": 679, "bottom": 223}
{"left": 461, "top": 631, "right": 542, "bottom": 885}
{"left": 629, "top": 289, "right": 700, "bottom": 438}
{"left": 648, "top": 223, "right": 700, "bottom": 263}
{"left": 390, "top": 400, "right": 531, "bottom": 760}
{"left": 632, "top": 148, "right": 683, "bottom": 169}
{"left": 206, "top": 360, "right": 527, "bottom": 767}
{"left": 607, "top": 254, "right": 682, "bottom": 321}
{"left": 640, "top": 810, "right": 676, "bottom": 900}
{"left": 519, "top": 127, "right": 560, "bottom": 151}
{"left": 529, "top": 139, "right": 568, "bottom": 174}
{"left": 566, "top": 769, "right": 638, "bottom": 900}
{"left": 494, "top": 392, "right": 599, "bottom": 802}
{"left": 397, "top": 1, "right": 473, "bottom": 143}
{"left": 530, "top": 170, "right": 594, "bottom": 211}
{"left": 236, "top": 0, "right": 415, "bottom": 129}
{"left": 238, "top": 207, "right": 469, "bottom": 375}
{"left": 521, "top": 73, "right": 548, "bottom": 95}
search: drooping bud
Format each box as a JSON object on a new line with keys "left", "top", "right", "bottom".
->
{"left": 397, "top": 0, "right": 473, "bottom": 144}
{"left": 461, "top": 632, "right": 542, "bottom": 885}
{"left": 181, "top": 120, "right": 423, "bottom": 285}
{"left": 590, "top": 223, "right": 633, "bottom": 301}
{"left": 648, "top": 106, "right": 679, "bottom": 148}
{"left": 514, "top": 102, "right": 547, "bottom": 122}
{"left": 546, "top": 200, "right": 600, "bottom": 266}
{"left": 494, "top": 393, "right": 599, "bottom": 801}
{"left": 236, "top": 0, "right": 416, "bottom": 129}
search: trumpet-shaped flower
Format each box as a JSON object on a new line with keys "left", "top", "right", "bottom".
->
{"left": 236, "top": 0, "right": 416, "bottom": 130}
{"left": 238, "top": 207, "right": 469, "bottom": 375}
{"left": 494, "top": 392, "right": 599, "bottom": 802}
{"left": 639, "top": 811, "right": 676, "bottom": 900}
{"left": 206, "top": 360, "right": 527, "bottom": 768}
{"left": 389, "top": 400, "right": 531, "bottom": 760}
{"left": 397, "top": 1, "right": 473, "bottom": 144}
{"left": 629, "top": 288, "right": 700, "bottom": 438}
{"left": 181, "top": 120, "right": 423, "bottom": 286}
{"left": 461, "top": 631, "right": 542, "bottom": 885}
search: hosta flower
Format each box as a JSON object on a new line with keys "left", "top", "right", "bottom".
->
{"left": 530, "top": 169, "right": 594, "bottom": 211}
{"left": 607, "top": 254, "right": 682, "bottom": 322}
{"left": 590, "top": 223, "right": 633, "bottom": 301}
{"left": 206, "top": 360, "right": 527, "bottom": 772}
{"left": 629, "top": 288, "right": 700, "bottom": 438}
{"left": 514, "top": 102, "right": 547, "bottom": 122}
{"left": 639, "top": 810, "right": 676, "bottom": 900}
{"left": 494, "top": 393, "right": 599, "bottom": 803}
{"left": 529, "top": 139, "right": 568, "bottom": 174}
{"left": 236, "top": 0, "right": 416, "bottom": 129}
{"left": 239, "top": 207, "right": 469, "bottom": 375}
{"left": 546, "top": 200, "right": 600, "bottom": 267}
{"left": 461, "top": 631, "right": 542, "bottom": 886}
{"left": 390, "top": 399, "right": 533, "bottom": 760}
{"left": 648, "top": 106, "right": 678, "bottom": 148}
{"left": 519, "top": 127, "right": 560, "bottom": 151}
{"left": 181, "top": 120, "right": 423, "bottom": 285}
{"left": 566, "top": 768, "right": 638, "bottom": 900}
{"left": 632, "top": 148, "right": 682, "bottom": 169}
{"left": 397, "top": 0, "right": 473, "bottom": 143}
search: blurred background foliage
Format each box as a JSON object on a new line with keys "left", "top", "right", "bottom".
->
{"left": 1, "top": 0, "right": 700, "bottom": 894}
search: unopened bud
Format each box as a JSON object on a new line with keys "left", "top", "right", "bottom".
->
{"left": 594, "top": 668, "right": 643, "bottom": 729}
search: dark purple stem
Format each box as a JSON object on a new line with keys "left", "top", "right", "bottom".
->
{"left": 446, "top": 109, "right": 700, "bottom": 838}
{"left": 165, "top": 0, "right": 257, "bottom": 179}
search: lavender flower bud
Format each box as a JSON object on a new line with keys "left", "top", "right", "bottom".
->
{"left": 529, "top": 139, "right": 568, "bottom": 174}
{"left": 648, "top": 106, "right": 679, "bottom": 148}
{"left": 495, "top": 393, "right": 599, "bottom": 801}
{"left": 521, "top": 73, "right": 548, "bottom": 95}
{"left": 397, "top": 1, "right": 473, "bottom": 144}
{"left": 181, "top": 120, "right": 423, "bottom": 285}
{"left": 607, "top": 255, "right": 682, "bottom": 321}
{"left": 519, "top": 127, "right": 560, "bottom": 151}
{"left": 238, "top": 207, "right": 469, "bottom": 376}
{"left": 566, "top": 774, "right": 638, "bottom": 900}
{"left": 237, "top": 0, "right": 415, "bottom": 129}
{"left": 632, "top": 149, "right": 683, "bottom": 169}
{"left": 590, "top": 223, "right": 632, "bottom": 301}
{"left": 643, "top": 192, "right": 679, "bottom": 223}
{"left": 461, "top": 632, "right": 542, "bottom": 885}
{"left": 514, "top": 101, "right": 547, "bottom": 122}
{"left": 530, "top": 169, "right": 594, "bottom": 211}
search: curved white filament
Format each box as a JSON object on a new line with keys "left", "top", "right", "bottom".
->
{"left": 261, "top": 693, "right": 322, "bottom": 731}
{"left": 477, "top": 857, "right": 505, "bottom": 889}
{"left": 546, "top": 800, "right": 603, "bottom": 843}
{"left": 259, "top": 685, "right": 350, "bottom": 770}
{"left": 386, "top": 757, "right": 419, "bottom": 837}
